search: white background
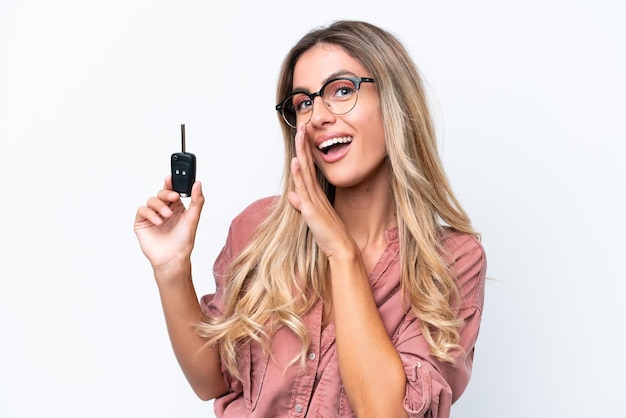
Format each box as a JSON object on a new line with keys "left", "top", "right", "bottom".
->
{"left": 1, "top": 1, "right": 625, "bottom": 417}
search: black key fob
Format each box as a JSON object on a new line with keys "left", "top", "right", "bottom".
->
{"left": 171, "top": 124, "right": 196, "bottom": 197}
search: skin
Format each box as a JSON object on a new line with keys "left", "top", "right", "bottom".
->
{"left": 134, "top": 43, "right": 409, "bottom": 416}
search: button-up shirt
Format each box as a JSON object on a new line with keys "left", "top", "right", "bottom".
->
{"left": 201, "top": 197, "right": 487, "bottom": 417}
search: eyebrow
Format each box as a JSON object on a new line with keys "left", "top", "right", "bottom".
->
{"left": 291, "top": 70, "right": 359, "bottom": 94}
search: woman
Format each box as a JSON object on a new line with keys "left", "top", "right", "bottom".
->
{"left": 134, "top": 20, "right": 486, "bottom": 418}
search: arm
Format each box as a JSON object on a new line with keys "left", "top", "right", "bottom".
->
{"left": 134, "top": 177, "right": 227, "bottom": 400}
{"left": 287, "top": 125, "right": 408, "bottom": 417}
{"left": 329, "top": 248, "right": 409, "bottom": 418}
{"left": 330, "top": 233, "right": 486, "bottom": 418}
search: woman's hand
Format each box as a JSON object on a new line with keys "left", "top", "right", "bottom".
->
{"left": 134, "top": 175, "right": 205, "bottom": 275}
{"left": 287, "top": 123, "right": 355, "bottom": 259}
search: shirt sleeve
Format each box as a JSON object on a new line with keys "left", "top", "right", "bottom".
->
{"left": 397, "top": 232, "right": 487, "bottom": 418}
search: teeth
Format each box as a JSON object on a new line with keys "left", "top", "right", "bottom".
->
{"left": 318, "top": 136, "right": 352, "bottom": 150}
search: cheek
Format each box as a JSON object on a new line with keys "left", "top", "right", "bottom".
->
{"left": 360, "top": 98, "right": 383, "bottom": 129}
{"left": 360, "top": 110, "right": 386, "bottom": 151}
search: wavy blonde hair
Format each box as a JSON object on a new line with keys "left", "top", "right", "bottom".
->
{"left": 196, "top": 20, "right": 478, "bottom": 379}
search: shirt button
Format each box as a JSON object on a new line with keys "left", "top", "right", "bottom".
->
{"left": 309, "top": 352, "right": 316, "bottom": 361}
{"left": 295, "top": 404, "right": 303, "bottom": 413}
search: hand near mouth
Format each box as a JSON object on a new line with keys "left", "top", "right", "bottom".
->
{"left": 287, "top": 123, "right": 358, "bottom": 261}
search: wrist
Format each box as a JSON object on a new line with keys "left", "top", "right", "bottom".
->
{"left": 327, "top": 244, "right": 366, "bottom": 279}
{"left": 152, "top": 256, "right": 192, "bottom": 285}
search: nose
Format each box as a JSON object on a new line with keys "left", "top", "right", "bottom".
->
{"left": 308, "top": 95, "right": 336, "bottom": 127}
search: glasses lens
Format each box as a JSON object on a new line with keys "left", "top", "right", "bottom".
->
{"left": 282, "top": 92, "right": 313, "bottom": 128}
{"left": 321, "top": 78, "right": 359, "bottom": 115}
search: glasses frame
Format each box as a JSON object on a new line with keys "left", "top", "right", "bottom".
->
{"left": 275, "top": 77, "right": 375, "bottom": 128}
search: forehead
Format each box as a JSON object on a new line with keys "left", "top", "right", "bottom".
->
{"left": 292, "top": 43, "right": 368, "bottom": 89}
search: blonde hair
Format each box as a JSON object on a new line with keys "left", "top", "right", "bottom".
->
{"left": 196, "top": 20, "right": 478, "bottom": 379}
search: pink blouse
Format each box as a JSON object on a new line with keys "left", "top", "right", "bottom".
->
{"left": 201, "top": 197, "right": 487, "bottom": 417}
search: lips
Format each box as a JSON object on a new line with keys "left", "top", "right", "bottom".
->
{"left": 315, "top": 135, "right": 353, "bottom": 164}
{"left": 317, "top": 136, "right": 353, "bottom": 154}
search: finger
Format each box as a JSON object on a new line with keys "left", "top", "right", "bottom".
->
{"left": 146, "top": 195, "right": 175, "bottom": 218}
{"left": 293, "top": 125, "right": 317, "bottom": 195}
{"left": 156, "top": 187, "right": 181, "bottom": 204}
{"left": 294, "top": 123, "right": 315, "bottom": 178}
{"left": 186, "top": 181, "right": 205, "bottom": 222}
{"left": 157, "top": 175, "right": 180, "bottom": 211}
{"left": 163, "top": 174, "right": 173, "bottom": 191}
{"left": 288, "top": 158, "right": 304, "bottom": 211}
{"left": 287, "top": 190, "right": 301, "bottom": 212}
{"left": 134, "top": 205, "right": 164, "bottom": 226}
{"left": 291, "top": 151, "right": 314, "bottom": 208}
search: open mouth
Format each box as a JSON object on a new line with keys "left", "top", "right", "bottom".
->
{"left": 318, "top": 136, "right": 353, "bottom": 155}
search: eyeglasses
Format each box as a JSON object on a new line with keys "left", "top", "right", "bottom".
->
{"left": 275, "top": 77, "right": 375, "bottom": 128}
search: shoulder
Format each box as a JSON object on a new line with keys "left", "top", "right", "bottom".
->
{"left": 438, "top": 228, "right": 485, "bottom": 264}
{"left": 231, "top": 196, "right": 279, "bottom": 227}
{"left": 227, "top": 196, "right": 280, "bottom": 251}
{"left": 438, "top": 228, "right": 487, "bottom": 309}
